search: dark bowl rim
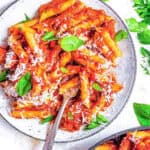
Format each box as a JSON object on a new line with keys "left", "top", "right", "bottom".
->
{"left": 89, "top": 126, "right": 150, "bottom": 150}
{"left": 0, "top": 0, "right": 137, "bottom": 143}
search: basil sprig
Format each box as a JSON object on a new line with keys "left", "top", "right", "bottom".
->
{"left": 84, "top": 114, "right": 108, "bottom": 130}
{"left": 115, "top": 30, "right": 128, "bottom": 42}
{"left": 133, "top": 103, "right": 150, "bottom": 126}
{"left": 0, "top": 70, "right": 7, "bottom": 82}
{"left": 126, "top": 18, "right": 147, "bottom": 33}
{"left": 16, "top": 72, "right": 32, "bottom": 96}
{"left": 42, "top": 31, "right": 57, "bottom": 41}
{"left": 133, "top": 0, "right": 150, "bottom": 25}
{"left": 60, "top": 35, "right": 84, "bottom": 52}
{"left": 41, "top": 115, "right": 54, "bottom": 124}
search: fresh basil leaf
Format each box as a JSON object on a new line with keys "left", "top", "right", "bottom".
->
{"left": 0, "top": 71, "right": 7, "bottom": 82}
{"left": 84, "top": 114, "right": 108, "bottom": 130}
{"left": 133, "top": 0, "right": 143, "bottom": 5}
{"left": 138, "top": 21, "right": 148, "bottom": 31}
{"left": 137, "top": 29, "right": 150, "bottom": 44}
{"left": 96, "top": 114, "right": 108, "bottom": 123}
{"left": 42, "top": 31, "right": 57, "bottom": 41}
{"left": 84, "top": 121, "right": 99, "bottom": 130}
{"left": 126, "top": 18, "right": 139, "bottom": 32}
{"left": 133, "top": 0, "right": 150, "bottom": 25}
{"left": 19, "top": 13, "right": 30, "bottom": 23}
{"left": 140, "top": 47, "right": 150, "bottom": 75}
{"left": 133, "top": 103, "right": 150, "bottom": 126}
{"left": 141, "top": 65, "right": 150, "bottom": 75}
{"left": 24, "top": 13, "right": 30, "bottom": 21}
{"left": 126, "top": 18, "right": 147, "bottom": 32}
{"left": 16, "top": 72, "right": 32, "bottom": 96}
{"left": 68, "top": 112, "right": 74, "bottom": 120}
{"left": 61, "top": 67, "right": 69, "bottom": 74}
{"left": 140, "top": 47, "right": 150, "bottom": 57}
{"left": 60, "top": 35, "right": 84, "bottom": 52}
{"left": 92, "top": 83, "right": 102, "bottom": 92}
{"left": 141, "top": 64, "right": 150, "bottom": 75}
{"left": 115, "top": 30, "right": 128, "bottom": 42}
{"left": 142, "top": 17, "right": 150, "bottom": 25}
{"left": 41, "top": 115, "right": 54, "bottom": 124}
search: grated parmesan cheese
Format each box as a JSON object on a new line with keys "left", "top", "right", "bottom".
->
{"left": 9, "top": 63, "right": 26, "bottom": 81}
{"left": 4, "top": 51, "right": 17, "bottom": 69}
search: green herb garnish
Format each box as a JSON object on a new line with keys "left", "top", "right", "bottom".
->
{"left": 133, "top": 102, "right": 150, "bottom": 126}
{"left": 24, "top": 13, "right": 30, "bottom": 21}
{"left": 61, "top": 67, "right": 69, "bottom": 74}
{"left": 16, "top": 72, "right": 32, "bottom": 96}
{"left": 137, "top": 29, "right": 150, "bottom": 44}
{"left": 92, "top": 83, "right": 102, "bottom": 92}
{"left": 140, "top": 47, "right": 150, "bottom": 74}
{"left": 126, "top": 18, "right": 147, "bottom": 32}
{"left": 84, "top": 114, "right": 108, "bottom": 130}
{"left": 68, "top": 112, "right": 74, "bottom": 120}
{"left": 0, "top": 71, "right": 7, "bottom": 82}
{"left": 41, "top": 115, "right": 54, "bottom": 124}
{"left": 96, "top": 114, "right": 108, "bottom": 123}
{"left": 20, "top": 13, "right": 30, "bottom": 23}
{"left": 42, "top": 31, "right": 57, "bottom": 41}
{"left": 115, "top": 30, "right": 128, "bottom": 42}
{"left": 140, "top": 47, "right": 150, "bottom": 57}
{"left": 133, "top": 0, "right": 150, "bottom": 25}
{"left": 60, "top": 35, "right": 84, "bottom": 52}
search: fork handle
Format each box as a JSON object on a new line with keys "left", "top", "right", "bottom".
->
{"left": 43, "top": 98, "right": 69, "bottom": 150}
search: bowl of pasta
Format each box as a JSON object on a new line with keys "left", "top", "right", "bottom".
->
{"left": 0, "top": 0, "right": 136, "bottom": 142}
{"left": 90, "top": 127, "right": 150, "bottom": 150}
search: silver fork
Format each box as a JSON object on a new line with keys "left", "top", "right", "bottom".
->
{"left": 43, "top": 88, "right": 78, "bottom": 150}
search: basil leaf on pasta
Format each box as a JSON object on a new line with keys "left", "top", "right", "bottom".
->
{"left": 84, "top": 114, "right": 108, "bottom": 130}
{"left": 0, "top": 71, "right": 7, "bottom": 82}
{"left": 60, "top": 35, "right": 84, "bottom": 52}
{"left": 41, "top": 115, "right": 54, "bottom": 124}
{"left": 16, "top": 72, "right": 32, "bottom": 96}
{"left": 42, "top": 31, "right": 57, "bottom": 41}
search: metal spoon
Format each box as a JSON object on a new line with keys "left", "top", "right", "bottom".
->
{"left": 43, "top": 88, "right": 79, "bottom": 150}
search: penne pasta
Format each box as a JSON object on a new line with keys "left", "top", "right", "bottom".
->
{"left": 39, "top": 0, "right": 76, "bottom": 21}
{"left": 80, "top": 71, "right": 90, "bottom": 108}
{"left": 59, "top": 77, "right": 79, "bottom": 94}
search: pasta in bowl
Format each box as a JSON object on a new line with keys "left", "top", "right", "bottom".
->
{"left": 0, "top": 0, "right": 136, "bottom": 142}
{"left": 90, "top": 127, "right": 150, "bottom": 150}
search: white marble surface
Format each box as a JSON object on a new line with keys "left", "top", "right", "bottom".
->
{"left": 0, "top": 0, "right": 150, "bottom": 149}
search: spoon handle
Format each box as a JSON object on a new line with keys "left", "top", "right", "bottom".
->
{"left": 43, "top": 98, "right": 69, "bottom": 150}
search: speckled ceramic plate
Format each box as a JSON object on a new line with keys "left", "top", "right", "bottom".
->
{"left": 89, "top": 126, "right": 150, "bottom": 150}
{"left": 0, "top": 0, "right": 136, "bottom": 142}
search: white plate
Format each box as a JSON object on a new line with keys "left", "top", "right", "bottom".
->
{"left": 0, "top": 0, "right": 136, "bottom": 142}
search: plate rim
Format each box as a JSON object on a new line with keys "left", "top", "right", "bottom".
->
{"left": 0, "top": 0, "right": 137, "bottom": 143}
